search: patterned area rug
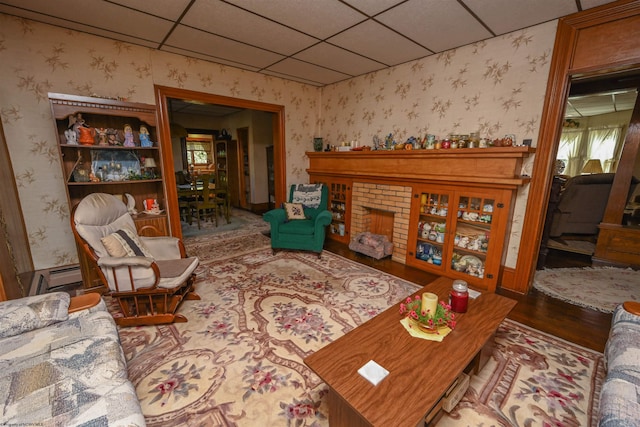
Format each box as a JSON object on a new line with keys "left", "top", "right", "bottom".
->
{"left": 437, "top": 320, "right": 604, "bottom": 427}
{"left": 113, "top": 233, "right": 604, "bottom": 426}
{"left": 534, "top": 267, "right": 640, "bottom": 313}
{"left": 116, "top": 233, "right": 421, "bottom": 426}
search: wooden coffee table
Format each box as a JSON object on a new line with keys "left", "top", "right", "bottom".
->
{"left": 304, "top": 276, "right": 516, "bottom": 427}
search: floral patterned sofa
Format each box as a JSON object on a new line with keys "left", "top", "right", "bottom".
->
{"left": 0, "top": 292, "right": 145, "bottom": 426}
{"left": 599, "top": 301, "right": 640, "bottom": 426}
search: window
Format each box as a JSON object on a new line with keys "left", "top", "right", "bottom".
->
{"left": 186, "top": 135, "right": 213, "bottom": 167}
{"left": 557, "top": 125, "right": 625, "bottom": 176}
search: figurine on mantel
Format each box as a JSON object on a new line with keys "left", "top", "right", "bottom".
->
{"left": 107, "top": 128, "right": 120, "bottom": 145}
{"left": 65, "top": 113, "right": 88, "bottom": 144}
{"left": 123, "top": 124, "right": 135, "bottom": 147}
{"left": 139, "top": 125, "right": 153, "bottom": 147}
{"left": 64, "top": 128, "right": 77, "bottom": 144}
{"left": 96, "top": 128, "right": 108, "bottom": 146}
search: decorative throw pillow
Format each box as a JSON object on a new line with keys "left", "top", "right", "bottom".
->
{"left": 0, "top": 292, "right": 70, "bottom": 339}
{"left": 101, "top": 228, "right": 153, "bottom": 257}
{"left": 291, "top": 183, "right": 323, "bottom": 208}
{"left": 284, "top": 202, "right": 307, "bottom": 220}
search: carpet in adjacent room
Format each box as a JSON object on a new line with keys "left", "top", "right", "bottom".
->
{"left": 534, "top": 267, "right": 640, "bottom": 313}
{"left": 181, "top": 207, "right": 270, "bottom": 239}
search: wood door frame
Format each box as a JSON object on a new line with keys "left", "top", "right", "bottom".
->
{"left": 154, "top": 85, "right": 286, "bottom": 239}
{"left": 509, "top": 0, "right": 640, "bottom": 293}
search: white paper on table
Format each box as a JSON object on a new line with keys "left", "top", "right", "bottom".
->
{"left": 468, "top": 289, "right": 481, "bottom": 299}
{"left": 358, "top": 360, "right": 389, "bottom": 386}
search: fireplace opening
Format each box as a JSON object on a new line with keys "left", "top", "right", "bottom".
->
{"left": 367, "top": 208, "right": 394, "bottom": 243}
{"left": 349, "top": 182, "right": 412, "bottom": 263}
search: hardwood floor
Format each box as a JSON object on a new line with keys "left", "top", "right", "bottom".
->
{"left": 324, "top": 241, "right": 611, "bottom": 353}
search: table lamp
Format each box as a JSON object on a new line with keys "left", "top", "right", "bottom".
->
{"left": 581, "top": 159, "right": 603, "bottom": 174}
{"left": 144, "top": 157, "right": 157, "bottom": 178}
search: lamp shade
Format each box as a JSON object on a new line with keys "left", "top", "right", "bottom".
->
{"left": 144, "top": 157, "right": 157, "bottom": 168}
{"left": 581, "top": 159, "right": 603, "bottom": 174}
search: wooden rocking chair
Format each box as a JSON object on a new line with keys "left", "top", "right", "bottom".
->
{"left": 71, "top": 193, "right": 200, "bottom": 326}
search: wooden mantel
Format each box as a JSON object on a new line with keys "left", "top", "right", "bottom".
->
{"left": 307, "top": 146, "right": 534, "bottom": 188}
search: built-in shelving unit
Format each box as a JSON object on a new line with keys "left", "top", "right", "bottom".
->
{"left": 49, "top": 93, "right": 168, "bottom": 288}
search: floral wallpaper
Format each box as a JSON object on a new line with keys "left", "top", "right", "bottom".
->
{"left": 0, "top": 14, "right": 318, "bottom": 271}
{"left": 0, "top": 13, "right": 556, "bottom": 272}
{"left": 320, "top": 20, "right": 557, "bottom": 267}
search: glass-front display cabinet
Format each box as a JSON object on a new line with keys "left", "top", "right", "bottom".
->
{"left": 309, "top": 176, "right": 352, "bottom": 244}
{"left": 407, "top": 185, "right": 513, "bottom": 291}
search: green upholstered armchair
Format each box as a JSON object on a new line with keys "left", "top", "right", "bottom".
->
{"left": 263, "top": 184, "right": 332, "bottom": 257}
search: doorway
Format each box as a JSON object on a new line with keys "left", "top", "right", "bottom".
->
{"left": 537, "top": 73, "right": 639, "bottom": 269}
{"left": 154, "top": 85, "right": 286, "bottom": 239}
{"left": 514, "top": 3, "right": 640, "bottom": 293}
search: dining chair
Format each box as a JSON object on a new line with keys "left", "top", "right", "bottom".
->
{"left": 189, "top": 174, "right": 218, "bottom": 228}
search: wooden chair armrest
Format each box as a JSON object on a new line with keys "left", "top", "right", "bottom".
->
{"left": 623, "top": 301, "right": 640, "bottom": 316}
{"left": 68, "top": 292, "right": 101, "bottom": 313}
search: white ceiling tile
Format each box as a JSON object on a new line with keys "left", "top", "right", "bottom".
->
{"left": 260, "top": 70, "right": 325, "bottom": 87}
{"left": 464, "top": 0, "right": 578, "bottom": 35}
{"left": 328, "top": 20, "right": 432, "bottom": 65}
{"left": 225, "top": 0, "right": 367, "bottom": 39}
{"left": 294, "top": 43, "right": 386, "bottom": 76}
{"left": 109, "top": 0, "right": 192, "bottom": 20}
{"left": 265, "top": 58, "right": 351, "bottom": 85}
{"left": 343, "top": 0, "right": 407, "bottom": 16}
{"left": 160, "top": 46, "right": 262, "bottom": 71}
{"left": 0, "top": 0, "right": 173, "bottom": 42}
{"left": 165, "top": 25, "right": 285, "bottom": 69}
{"left": 182, "top": 0, "right": 318, "bottom": 55}
{"left": 377, "top": 0, "right": 492, "bottom": 52}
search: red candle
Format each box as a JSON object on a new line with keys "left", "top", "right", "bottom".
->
{"left": 450, "top": 280, "right": 468, "bottom": 313}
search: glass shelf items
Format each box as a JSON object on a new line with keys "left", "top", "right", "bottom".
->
{"left": 407, "top": 185, "right": 510, "bottom": 292}
{"left": 329, "top": 181, "right": 349, "bottom": 239}
{"left": 310, "top": 177, "right": 351, "bottom": 243}
{"left": 415, "top": 191, "right": 449, "bottom": 268}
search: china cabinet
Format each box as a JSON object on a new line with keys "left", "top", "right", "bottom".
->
{"left": 266, "top": 146, "right": 275, "bottom": 209}
{"left": 310, "top": 176, "right": 352, "bottom": 243}
{"left": 49, "top": 93, "right": 167, "bottom": 288}
{"left": 406, "top": 185, "right": 513, "bottom": 292}
{"left": 214, "top": 140, "right": 228, "bottom": 189}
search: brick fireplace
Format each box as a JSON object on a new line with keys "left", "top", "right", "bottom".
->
{"left": 350, "top": 182, "right": 412, "bottom": 263}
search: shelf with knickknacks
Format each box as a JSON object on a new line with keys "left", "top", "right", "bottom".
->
{"left": 367, "top": 131, "right": 523, "bottom": 151}
{"left": 50, "top": 92, "right": 169, "bottom": 289}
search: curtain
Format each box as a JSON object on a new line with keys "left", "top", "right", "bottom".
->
{"left": 557, "top": 125, "right": 625, "bottom": 176}
{"left": 557, "top": 129, "right": 584, "bottom": 176}
{"left": 186, "top": 141, "right": 211, "bottom": 151}
{"left": 585, "top": 126, "right": 623, "bottom": 173}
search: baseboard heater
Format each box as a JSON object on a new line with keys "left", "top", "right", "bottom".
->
{"left": 29, "top": 265, "right": 82, "bottom": 295}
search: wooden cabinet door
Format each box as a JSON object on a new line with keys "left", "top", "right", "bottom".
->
{"left": 407, "top": 185, "right": 511, "bottom": 292}
{"left": 310, "top": 176, "right": 352, "bottom": 244}
{"left": 406, "top": 186, "right": 455, "bottom": 275}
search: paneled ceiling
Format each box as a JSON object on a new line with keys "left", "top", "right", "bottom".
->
{"left": 0, "top": 0, "right": 618, "bottom": 88}
{"left": 565, "top": 90, "right": 638, "bottom": 118}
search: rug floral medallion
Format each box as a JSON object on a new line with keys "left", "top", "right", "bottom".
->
{"left": 114, "top": 232, "right": 604, "bottom": 427}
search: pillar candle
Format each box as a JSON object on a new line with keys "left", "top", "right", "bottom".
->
{"left": 421, "top": 292, "right": 438, "bottom": 318}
